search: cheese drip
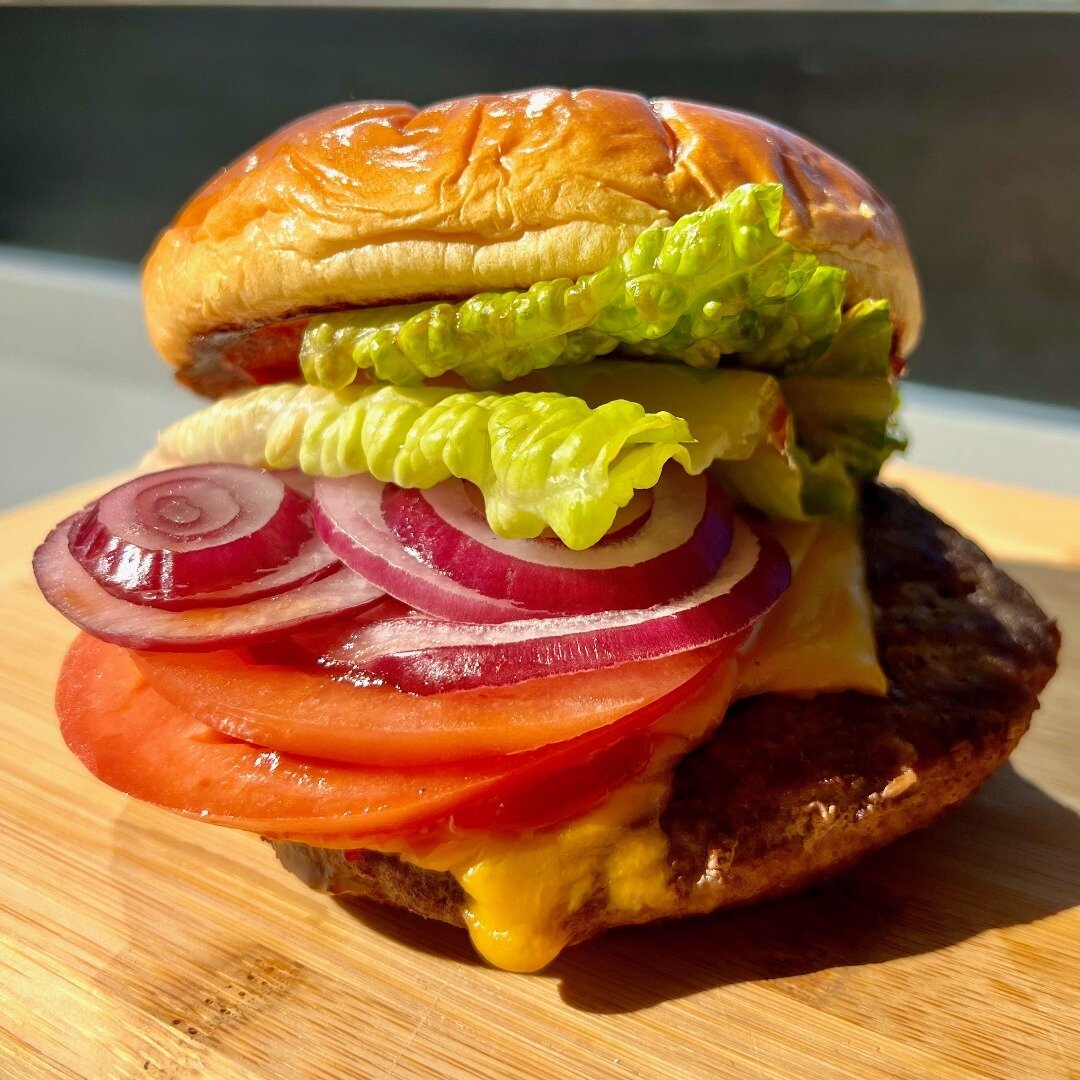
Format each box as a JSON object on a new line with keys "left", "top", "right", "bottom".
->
{"left": 438, "top": 782, "right": 677, "bottom": 973}
{"left": 376, "top": 660, "right": 738, "bottom": 972}
{"left": 392, "top": 521, "right": 885, "bottom": 971}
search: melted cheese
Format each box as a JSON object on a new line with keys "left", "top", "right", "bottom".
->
{"left": 736, "top": 520, "right": 887, "bottom": 699}
{"left": 460, "top": 783, "right": 675, "bottom": 972}
{"left": 390, "top": 520, "right": 887, "bottom": 971}
{"left": 378, "top": 660, "right": 738, "bottom": 972}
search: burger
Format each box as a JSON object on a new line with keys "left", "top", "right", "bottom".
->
{"left": 34, "top": 89, "right": 1060, "bottom": 973}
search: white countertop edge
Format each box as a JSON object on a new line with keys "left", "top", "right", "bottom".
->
{"left": 898, "top": 385, "right": 1079, "bottom": 496}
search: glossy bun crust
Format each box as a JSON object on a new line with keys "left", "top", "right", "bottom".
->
{"left": 270, "top": 485, "right": 1059, "bottom": 955}
{"left": 143, "top": 89, "right": 922, "bottom": 377}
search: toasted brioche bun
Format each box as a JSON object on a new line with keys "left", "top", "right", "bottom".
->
{"left": 270, "top": 485, "right": 1059, "bottom": 953}
{"left": 143, "top": 88, "right": 922, "bottom": 378}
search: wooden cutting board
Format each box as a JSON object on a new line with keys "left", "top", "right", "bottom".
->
{"left": 2, "top": 463, "right": 1077, "bottom": 1080}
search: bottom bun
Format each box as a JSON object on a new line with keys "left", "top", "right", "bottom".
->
{"left": 271, "top": 484, "right": 1060, "bottom": 948}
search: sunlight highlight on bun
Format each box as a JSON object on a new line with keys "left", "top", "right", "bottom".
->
{"left": 143, "top": 88, "right": 922, "bottom": 380}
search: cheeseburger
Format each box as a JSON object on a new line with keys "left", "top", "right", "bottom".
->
{"left": 35, "top": 89, "right": 1059, "bottom": 972}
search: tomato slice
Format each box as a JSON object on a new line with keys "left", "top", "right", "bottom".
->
{"left": 132, "top": 640, "right": 729, "bottom": 765}
{"left": 58, "top": 634, "right": 734, "bottom": 841}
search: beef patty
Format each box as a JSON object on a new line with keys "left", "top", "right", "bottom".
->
{"left": 271, "top": 484, "right": 1061, "bottom": 945}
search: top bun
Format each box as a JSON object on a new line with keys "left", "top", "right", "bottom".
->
{"left": 144, "top": 88, "right": 922, "bottom": 383}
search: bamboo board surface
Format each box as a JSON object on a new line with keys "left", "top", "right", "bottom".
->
{"left": 1, "top": 463, "right": 1077, "bottom": 1080}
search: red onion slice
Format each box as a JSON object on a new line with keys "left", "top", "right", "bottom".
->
{"left": 127, "top": 532, "right": 341, "bottom": 611}
{"left": 381, "top": 470, "right": 732, "bottom": 614}
{"left": 310, "top": 519, "right": 790, "bottom": 693}
{"left": 69, "top": 465, "right": 314, "bottom": 605}
{"left": 35, "top": 515, "right": 384, "bottom": 651}
{"left": 276, "top": 469, "right": 316, "bottom": 498}
{"left": 313, "top": 474, "right": 543, "bottom": 623}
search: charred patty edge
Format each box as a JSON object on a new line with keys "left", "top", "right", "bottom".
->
{"left": 269, "top": 483, "right": 1061, "bottom": 942}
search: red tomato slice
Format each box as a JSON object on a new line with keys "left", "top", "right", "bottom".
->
{"left": 131, "top": 640, "right": 731, "bottom": 765}
{"left": 58, "top": 634, "right": 735, "bottom": 841}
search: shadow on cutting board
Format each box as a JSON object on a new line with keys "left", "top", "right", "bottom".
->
{"left": 337, "top": 761, "right": 1079, "bottom": 1011}
{"left": 549, "top": 761, "right": 1080, "bottom": 1013}
{"left": 542, "top": 555, "right": 1079, "bottom": 1012}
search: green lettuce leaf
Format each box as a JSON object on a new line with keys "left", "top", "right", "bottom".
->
{"left": 782, "top": 377, "right": 906, "bottom": 479}
{"left": 518, "top": 361, "right": 783, "bottom": 473}
{"left": 158, "top": 384, "right": 692, "bottom": 549}
{"left": 716, "top": 437, "right": 858, "bottom": 521}
{"left": 798, "top": 298, "right": 895, "bottom": 378}
{"left": 299, "top": 183, "right": 846, "bottom": 391}
{"left": 527, "top": 360, "right": 860, "bottom": 519}
{"left": 779, "top": 299, "right": 907, "bottom": 479}
{"left": 158, "top": 355, "right": 901, "bottom": 542}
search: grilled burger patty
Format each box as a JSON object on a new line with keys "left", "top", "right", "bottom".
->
{"left": 271, "top": 484, "right": 1061, "bottom": 943}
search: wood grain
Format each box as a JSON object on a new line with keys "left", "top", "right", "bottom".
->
{"left": 1, "top": 468, "right": 1077, "bottom": 1080}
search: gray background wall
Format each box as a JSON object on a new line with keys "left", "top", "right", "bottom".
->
{"left": 1, "top": 8, "right": 1077, "bottom": 408}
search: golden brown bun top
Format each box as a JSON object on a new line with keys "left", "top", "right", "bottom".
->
{"left": 143, "top": 88, "right": 922, "bottom": 374}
